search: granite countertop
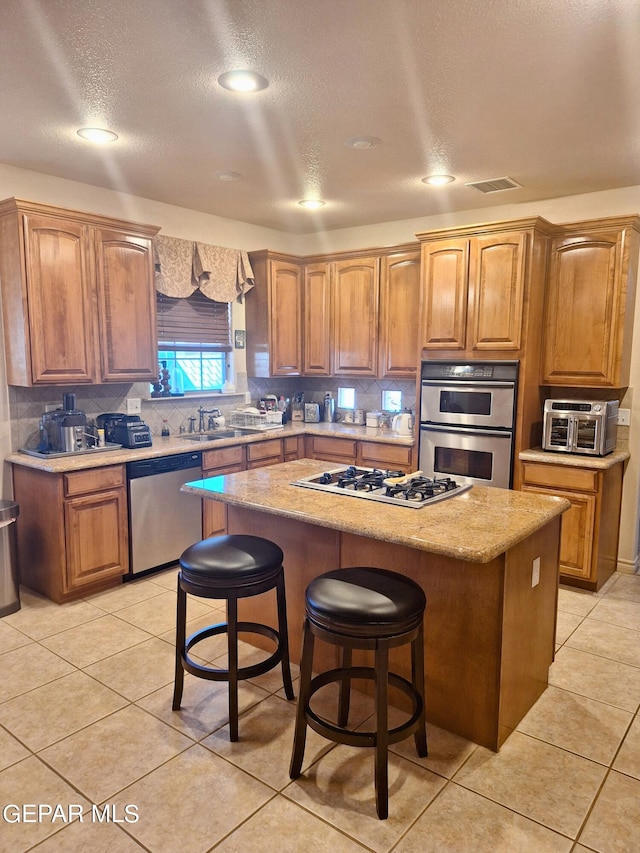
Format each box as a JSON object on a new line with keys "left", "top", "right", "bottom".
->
{"left": 519, "top": 447, "right": 630, "bottom": 469}
{"left": 182, "top": 458, "right": 570, "bottom": 564}
{"left": 6, "top": 421, "right": 414, "bottom": 473}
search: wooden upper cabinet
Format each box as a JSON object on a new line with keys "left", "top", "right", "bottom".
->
{"left": 94, "top": 228, "right": 157, "bottom": 382}
{"left": 469, "top": 231, "right": 527, "bottom": 351}
{"left": 542, "top": 217, "right": 640, "bottom": 387}
{"left": 378, "top": 250, "right": 421, "bottom": 378}
{"left": 22, "top": 213, "right": 96, "bottom": 383}
{"left": 303, "top": 262, "right": 331, "bottom": 375}
{"left": 245, "top": 251, "right": 302, "bottom": 377}
{"left": 332, "top": 257, "right": 379, "bottom": 376}
{"left": 419, "top": 230, "right": 527, "bottom": 353}
{"left": 0, "top": 198, "right": 159, "bottom": 386}
{"left": 420, "top": 238, "right": 469, "bottom": 350}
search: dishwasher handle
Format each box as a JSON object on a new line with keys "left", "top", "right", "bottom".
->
{"left": 127, "top": 451, "right": 202, "bottom": 479}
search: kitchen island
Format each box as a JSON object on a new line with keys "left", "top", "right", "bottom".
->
{"left": 183, "top": 458, "right": 570, "bottom": 750}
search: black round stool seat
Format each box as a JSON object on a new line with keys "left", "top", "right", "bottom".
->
{"left": 290, "top": 566, "right": 428, "bottom": 820}
{"left": 306, "top": 567, "right": 426, "bottom": 635}
{"left": 172, "top": 534, "right": 294, "bottom": 741}
{"left": 180, "top": 535, "right": 284, "bottom": 589}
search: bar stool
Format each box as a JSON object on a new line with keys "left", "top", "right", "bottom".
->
{"left": 172, "top": 534, "right": 295, "bottom": 741}
{"left": 289, "top": 567, "right": 427, "bottom": 819}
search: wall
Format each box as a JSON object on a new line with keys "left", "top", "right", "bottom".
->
{"left": 1, "top": 164, "right": 639, "bottom": 571}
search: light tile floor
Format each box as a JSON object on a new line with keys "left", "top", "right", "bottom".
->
{"left": 0, "top": 569, "right": 638, "bottom": 852}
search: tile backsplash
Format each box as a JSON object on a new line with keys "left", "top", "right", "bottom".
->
{"left": 8, "top": 376, "right": 416, "bottom": 450}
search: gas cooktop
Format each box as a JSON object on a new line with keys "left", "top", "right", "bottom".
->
{"left": 292, "top": 466, "right": 472, "bottom": 509}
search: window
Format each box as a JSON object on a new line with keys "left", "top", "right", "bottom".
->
{"left": 153, "top": 291, "right": 231, "bottom": 394}
{"left": 337, "top": 387, "right": 355, "bottom": 409}
{"left": 382, "top": 390, "right": 402, "bottom": 412}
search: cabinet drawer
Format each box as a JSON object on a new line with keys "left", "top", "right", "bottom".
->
{"left": 311, "top": 436, "right": 357, "bottom": 461}
{"left": 202, "top": 445, "right": 245, "bottom": 472}
{"left": 247, "top": 438, "right": 283, "bottom": 462}
{"left": 359, "top": 441, "right": 412, "bottom": 468}
{"left": 64, "top": 465, "right": 125, "bottom": 497}
{"left": 521, "top": 462, "right": 598, "bottom": 493}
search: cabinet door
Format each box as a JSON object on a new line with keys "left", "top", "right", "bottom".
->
{"left": 269, "top": 260, "right": 302, "bottom": 375}
{"left": 64, "top": 487, "right": 128, "bottom": 591}
{"left": 379, "top": 250, "right": 421, "bottom": 378}
{"left": 246, "top": 438, "right": 284, "bottom": 469}
{"left": 303, "top": 262, "right": 332, "bottom": 375}
{"left": 543, "top": 230, "right": 629, "bottom": 386}
{"left": 522, "top": 485, "right": 596, "bottom": 581}
{"left": 420, "top": 239, "right": 469, "bottom": 350}
{"left": 23, "top": 214, "right": 96, "bottom": 383}
{"left": 94, "top": 228, "right": 158, "bottom": 382}
{"left": 469, "top": 231, "right": 526, "bottom": 351}
{"left": 332, "top": 257, "right": 379, "bottom": 375}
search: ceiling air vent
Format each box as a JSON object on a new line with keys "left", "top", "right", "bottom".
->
{"left": 465, "top": 176, "right": 522, "bottom": 194}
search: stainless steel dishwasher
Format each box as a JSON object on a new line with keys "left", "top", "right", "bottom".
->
{"left": 127, "top": 451, "right": 203, "bottom": 576}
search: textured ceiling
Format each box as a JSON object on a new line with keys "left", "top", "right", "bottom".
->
{"left": 1, "top": 0, "right": 639, "bottom": 233}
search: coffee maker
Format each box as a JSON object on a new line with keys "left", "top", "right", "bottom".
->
{"left": 40, "top": 393, "right": 88, "bottom": 453}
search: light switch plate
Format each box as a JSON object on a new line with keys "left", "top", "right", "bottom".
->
{"left": 126, "top": 397, "right": 142, "bottom": 415}
{"left": 618, "top": 408, "right": 631, "bottom": 426}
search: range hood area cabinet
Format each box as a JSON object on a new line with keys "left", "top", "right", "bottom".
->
{"left": 542, "top": 216, "right": 640, "bottom": 388}
{"left": 0, "top": 198, "right": 160, "bottom": 386}
{"left": 245, "top": 246, "right": 421, "bottom": 379}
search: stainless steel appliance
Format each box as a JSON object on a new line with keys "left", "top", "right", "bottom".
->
{"left": 323, "top": 394, "right": 335, "bottom": 422}
{"left": 127, "top": 452, "right": 202, "bottom": 575}
{"left": 39, "top": 393, "right": 90, "bottom": 453}
{"left": 418, "top": 360, "right": 519, "bottom": 489}
{"left": 292, "top": 465, "right": 471, "bottom": 508}
{"left": 542, "top": 399, "right": 618, "bottom": 456}
{"left": 304, "top": 402, "right": 321, "bottom": 422}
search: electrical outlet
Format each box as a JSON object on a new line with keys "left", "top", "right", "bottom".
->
{"left": 532, "top": 556, "right": 540, "bottom": 588}
{"left": 126, "top": 397, "right": 142, "bottom": 415}
{"left": 244, "top": 391, "right": 252, "bottom": 404}
{"left": 618, "top": 408, "right": 631, "bottom": 426}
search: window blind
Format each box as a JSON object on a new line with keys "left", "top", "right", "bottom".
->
{"left": 156, "top": 290, "right": 232, "bottom": 351}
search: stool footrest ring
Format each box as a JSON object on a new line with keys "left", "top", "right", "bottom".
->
{"left": 183, "top": 621, "right": 284, "bottom": 683}
{"left": 305, "top": 666, "right": 424, "bottom": 748}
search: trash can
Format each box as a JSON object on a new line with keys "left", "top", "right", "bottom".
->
{"left": 0, "top": 500, "right": 20, "bottom": 617}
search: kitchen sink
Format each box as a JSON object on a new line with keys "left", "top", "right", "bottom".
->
{"left": 182, "top": 431, "right": 239, "bottom": 442}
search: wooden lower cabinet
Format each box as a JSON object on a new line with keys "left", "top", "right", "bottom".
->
{"left": 13, "top": 464, "right": 128, "bottom": 603}
{"left": 201, "top": 445, "right": 246, "bottom": 537}
{"left": 305, "top": 435, "right": 414, "bottom": 471}
{"left": 358, "top": 440, "right": 413, "bottom": 472}
{"left": 305, "top": 435, "right": 358, "bottom": 464}
{"left": 520, "top": 460, "right": 623, "bottom": 590}
{"left": 246, "top": 437, "right": 285, "bottom": 469}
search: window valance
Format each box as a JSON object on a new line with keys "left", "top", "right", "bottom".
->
{"left": 153, "top": 234, "right": 255, "bottom": 303}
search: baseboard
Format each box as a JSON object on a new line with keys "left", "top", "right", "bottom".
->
{"left": 616, "top": 555, "right": 639, "bottom": 575}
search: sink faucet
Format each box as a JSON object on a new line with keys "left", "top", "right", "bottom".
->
{"left": 197, "top": 407, "right": 217, "bottom": 432}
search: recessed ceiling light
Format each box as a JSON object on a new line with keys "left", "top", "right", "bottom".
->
{"left": 422, "top": 174, "right": 455, "bottom": 186}
{"left": 298, "top": 199, "right": 326, "bottom": 210}
{"left": 345, "top": 136, "right": 382, "bottom": 150}
{"left": 214, "top": 171, "right": 243, "bottom": 182}
{"left": 217, "top": 70, "right": 269, "bottom": 92}
{"left": 77, "top": 127, "right": 118, "bottom": 143}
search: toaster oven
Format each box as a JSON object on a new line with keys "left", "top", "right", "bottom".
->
{"left": 542, "top": 399, "right": 618, "bottom": 456}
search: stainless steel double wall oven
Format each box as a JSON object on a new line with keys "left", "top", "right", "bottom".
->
{"left": 418, "top": 360, "right": 519, "bottom": 489}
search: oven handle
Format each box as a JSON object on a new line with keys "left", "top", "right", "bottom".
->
{"left": 420, "top": 424, "right": 512, "bottom": 438}
{"left": 420, "top": 380, "right": 516, "bottom": 390}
